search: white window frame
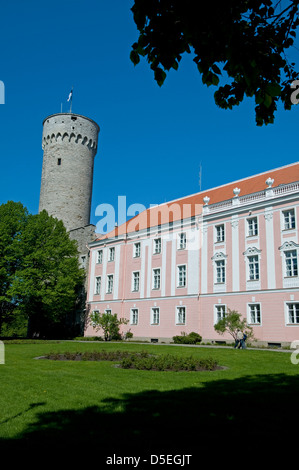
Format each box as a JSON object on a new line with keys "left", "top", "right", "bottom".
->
{"left": 134, "top": 242, "right": 141, "bottom": 258}
{"left": 109, "top": 247, "right": 115, "bottom": 262}
{"left": 153, "top": 238, "right": 162, "bottom": 254}
{"left": 284, "top": 250, "right": 298, "bottom": 277}
{"left": 152, "top": 268, "right": 161, "bottom": 290}
{"left": 151, "top": 307, "right": 160, "bottom": 325}
{"left": 95, "top": 276, "right": 101, "bottom": 295}
{"left": 247, "top": 216, "right": 258, "bottom": 237}
{"left": 132, "top": 271, "right": 140, "bottom": 292}
{"left": 212, "top": 252, "right": 227, "bottom": 287}
{"left": 247, "top": 303, "right": 261, "bottom": 325}
{"left": 176, "top": 306, "right": 186, "bottom": 325}
{"left": 214, "top": 304, "right": 226, "bottom": 324}
{"left": 282, "top": 208, "right": 296, "bottom": 231}
{"left": 177, "top": 264, "right": 187, "bottom": 288}
{"left": 105, "top": 309, "right": 112, "bottom": 315}
{"left": 107, "top": 274, "right": 114, "bottom": 294}
{"left": 279, "top": 242, "right": 299, "bottom": 288}
{"left": 285, "top": 302, "right": 299, "bottom": 325}
{"left": 215, "top": 224, "right": 225, "bottom": 243}
{"left": 130, "top": 308, "right": 138, "bottom": 325}
{"left": 247, "top": 255, "right": 260, "bottom": 281}
{"left": 97, "top": 249, "right": 103, "bottom": 264}
{"left": 243, "top": 247, "right": 261, "bottom": 288}
{"left": 178, "top": 232, "right": 187, "bottom": 250}
{"left": 215, "top": 259, "right": 225, "bottom": 284}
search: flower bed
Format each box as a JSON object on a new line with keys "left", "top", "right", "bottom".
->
{"left": 43, "top": 350, "right": 219, "bottom": 371}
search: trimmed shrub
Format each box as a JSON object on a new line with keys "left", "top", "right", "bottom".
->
{"left": 73, "top": 336, "right": 103, "bottom": 341}
{"left": 44, "top": 349, "right": 218, "bottom": 371}
{"left": 120, "top": 353, "right": 218, "bottom": 371}
{"left": 45, "top": 350, "right": 150, "bottom": 362}
{"left": 172, "top": 332, "right": 202, "bottom": 345}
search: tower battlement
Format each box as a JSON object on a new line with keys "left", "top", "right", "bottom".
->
{"left": 42, "top": 113, "right": 99, "bottom": 152}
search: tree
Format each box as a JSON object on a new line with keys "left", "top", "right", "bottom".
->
{"left": 130, "top": 0, "right": 299, "bottom": 125}
{"left": 214, "top": 308, "right": 254, "bottom": 342}
{"left": 89, "top": 311, "right": 129, "bottom": 341}
{"left": 0, "top": 201, "right": 29, "bottom": 334}
{"left": 5, "top": 209, "right": 85, "bottom": 338}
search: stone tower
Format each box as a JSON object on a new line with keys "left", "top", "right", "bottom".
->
{"left": 39, "top": 113, "right": 100, "bottom": 231}
{"left": 39, "top": 112, "right": 100, "bottom": 335}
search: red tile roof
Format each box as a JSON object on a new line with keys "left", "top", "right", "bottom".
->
{"left": 96, "top": 162, "right": 299, "bottom": 240}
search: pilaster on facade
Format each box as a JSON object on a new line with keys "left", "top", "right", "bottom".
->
{"left": 200, "top": 220, "right": 208, "bottom": 294}
{"left": 231, "top": 215, "right": 240, "bottom": 292}
{"left": 264, "top": 207, "right": 276, "bottom": 290}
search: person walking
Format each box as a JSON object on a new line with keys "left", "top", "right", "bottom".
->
{"left": 234, "top": 329, "right": 243, "bottom": 348}
{"left": 240, "top": 332, "right": 247, "bottom": 349}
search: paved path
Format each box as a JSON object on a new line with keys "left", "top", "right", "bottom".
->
{"left": 72, "top": 340, "right": 293, "bottom": 353}
{"left": 133, "top": 342, "right": 292, "bottom": 353}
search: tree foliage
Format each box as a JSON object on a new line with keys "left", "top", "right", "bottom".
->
{"left": 0, "top": 201, "right": 29, "bottom": 332}
{"left": 0, "top": 203, "right": 85, "bottom": 338}
{"left": 89, "top": 311, "right": 128, "bottom": 341}
{"left": 130, "top": 0, "right": 299, "bottom": 125}
{"left": 214, "top": 308, "right": 254, "bottom": 341}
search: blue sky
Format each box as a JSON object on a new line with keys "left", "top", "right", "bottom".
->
{"left": 1, "top": 0, "right": 299, "bottom": 228}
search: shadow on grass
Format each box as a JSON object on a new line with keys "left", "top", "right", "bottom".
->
{"left": 1, "top": 373, "right": 299, "bottom": 463}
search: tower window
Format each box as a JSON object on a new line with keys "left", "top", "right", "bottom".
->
{"left": 57, "top": 158, "right": 61, "bottom": 166}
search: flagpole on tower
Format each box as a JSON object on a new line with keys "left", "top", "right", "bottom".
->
{"left": 67, "top": 87, "right": 73, "bottom": 113}
{"left": 199, "top": 162, "right": 202, "bottom": 191}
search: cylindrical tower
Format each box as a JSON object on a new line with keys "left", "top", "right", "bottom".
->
{"left": 39, "top": 113, "right": 100, "bottom": 232}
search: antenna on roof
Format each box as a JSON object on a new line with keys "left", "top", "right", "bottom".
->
{"left": 199, "top": 162, "right": 202, "bottom": 191}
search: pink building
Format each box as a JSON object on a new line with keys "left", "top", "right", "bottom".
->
{"left": 85, "top": 162, "right": 299, "bottom": 347}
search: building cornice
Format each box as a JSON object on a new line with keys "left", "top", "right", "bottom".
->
{"left": 201, "top": 181, "right": 299, "bottom": 221}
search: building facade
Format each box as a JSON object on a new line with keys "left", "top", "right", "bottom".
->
{"left": 85, "top": 162, "right": 299, "bottom": 347}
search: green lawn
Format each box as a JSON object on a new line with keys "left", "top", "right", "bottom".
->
{"left": 1, "top": 340, "right": 299, "bottom": 463}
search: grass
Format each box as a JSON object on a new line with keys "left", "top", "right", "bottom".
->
{"left": 1, "top": 340, "right": 299, "bottom": 463}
